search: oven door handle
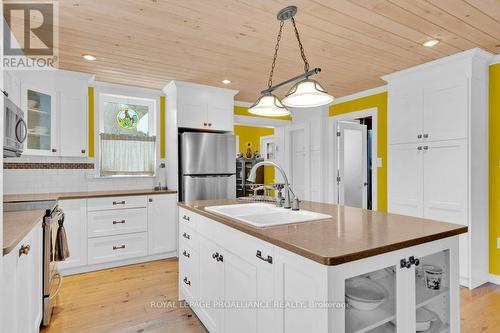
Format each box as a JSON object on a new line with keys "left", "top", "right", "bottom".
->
{"left": 48, "top": 272, "right": 63, "bottom": 301}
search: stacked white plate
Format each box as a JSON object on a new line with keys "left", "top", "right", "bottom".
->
{"left": 345, "top": 276, "right": 389, "bottom": 311}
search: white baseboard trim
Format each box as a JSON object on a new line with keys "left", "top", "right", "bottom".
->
{"left": 60, "top": 251, "right": 177, "bottom": 276}
{"left": 489, "top": 274, "right": 500, "bottom": 285}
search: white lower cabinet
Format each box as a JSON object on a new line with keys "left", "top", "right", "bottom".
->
{"left": 1, "top": 221, "right": 43, "bottom": 333}
{"left": 148, "top": 194, "right": 177, "bottom": 255}
{"left": 178, "top": 208, "right": 460, "bottom": 333}
{"left": 58, "top": 199, "right": 88, "bottom": 270}
{"left": 60, "top": 193, "right": 177, "bottom": 275}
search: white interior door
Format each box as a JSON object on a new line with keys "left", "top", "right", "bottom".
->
{"left": 338, "top": 121, "right": 368, "bottom": 208}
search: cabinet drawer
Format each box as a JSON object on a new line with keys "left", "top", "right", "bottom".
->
{"left": 179, "top": 254, "right": 198, "bottom": 302}
{"left": 179, "top": 242, "right": 198, "bottom": 270}
{"left": 178, "top": 207, "right": 198, "bottom": 229}
{"left": 179, "top": 222, "right": 198, "bottom": 248}
{"left": 88, "top": 208, "right": 147, "bottom": 238}
{"left": 87, "top": 232, "right": 147, "bottom": 265}
{"left": 87, "top": 196, "right": 147, "bottom": 211}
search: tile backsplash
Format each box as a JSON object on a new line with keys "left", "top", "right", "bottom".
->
{"left": 3, "top": 156, "right": 161, "bottom": 194}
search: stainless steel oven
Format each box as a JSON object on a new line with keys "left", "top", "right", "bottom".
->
{"left": 4, "top": 94, "right": 27, "bottom": 157}
{"left": 43, "top": 206, "right": 64, "bottom": 326}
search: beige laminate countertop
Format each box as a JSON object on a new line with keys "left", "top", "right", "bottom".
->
{"left": 3, "top": 188, "right": 177, "bottom": 255}
{"left": 3, "top": 210, "right": 45, "bottom": 255}
{"left": 179, "top": 199, "right": 468, "bottom": 266}
{"left": 4, "top": 189, "right": 177, "bottom": 203}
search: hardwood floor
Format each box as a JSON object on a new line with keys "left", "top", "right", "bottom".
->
{"left": 42, "top": 259, "right": 500, "bottom": 333}
{"left": 41, "top": 259, "right": 207, "bottom": 333}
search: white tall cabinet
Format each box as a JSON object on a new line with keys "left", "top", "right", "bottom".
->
{"left": 384, "top": 48, "right": 492, "bottom": 289}
{"left": 163, "top": 81, "right": 238, "bottom": 192}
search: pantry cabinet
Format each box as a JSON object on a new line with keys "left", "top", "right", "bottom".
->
{"left": 384, "top": 48, "right": 492, "bottom": 289}
{"left": 0, "top": 221, "right": 43, "bottom": 333}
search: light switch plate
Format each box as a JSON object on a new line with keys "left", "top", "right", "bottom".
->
{"left": 497, "top": 238, "right": 500, "bottom": 249}
{"left": 376, "top": 158, "right": 383, "bottom": 168}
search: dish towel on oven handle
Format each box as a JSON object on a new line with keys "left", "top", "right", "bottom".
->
{"left": 54, "top": 215, "right": 70, "bottom": 261}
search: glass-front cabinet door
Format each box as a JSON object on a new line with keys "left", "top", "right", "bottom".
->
{"left": 337, "top": 237, "right": 458, "bottom": 333}
{"left": 412, "top": 250, "right": 451, "bottom": 333}
{"left": 22, "top": 85, "right": 57, "bottom": 155}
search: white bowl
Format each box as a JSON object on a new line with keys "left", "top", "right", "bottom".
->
{"left": 416, "top": 307, "right": 435, "bottom": 331}
{"left": 345, "top": 277, "right": 388, "bottom": 311}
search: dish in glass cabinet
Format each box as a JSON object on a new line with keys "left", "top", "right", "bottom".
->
{"left": 345, "top": 276, "right": 389, "bottom": 311}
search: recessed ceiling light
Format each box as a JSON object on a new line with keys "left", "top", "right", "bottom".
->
{"left": 82, "top": 54, "right": 96, "bottom": 61}
{"left": 222, "top": 79, "right": 231, "bottom": 84}
{"left": 423, "top": 39, "right": 440, "bottom": 47}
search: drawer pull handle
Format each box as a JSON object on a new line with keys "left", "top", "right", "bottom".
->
{"left": 183, "top": 277, "right": 191, "bottom": 286}
{"left": 182, "top": 215, "right": 190, "bottom": 222}
{"left": 113, "top": 245, "right": 126, "bottom": 250}
{"left": 182, "top": 232, "right": 190, "bottom": 240}
{"left": 182, "top": 250, "right": 190, "bottom": 258}
{"left": 19, "top": 244, "right": 30, "bottom": 257}
{"left": 256, "top": 250, "right": 273, "bottom": 264}
{"left": 113, "top": 200, "right": 126, "bottom": 205}
{"left": 113, "top": 220, "right": 126, "bottom": 224}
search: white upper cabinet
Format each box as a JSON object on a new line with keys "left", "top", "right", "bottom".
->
{"left": 388, "top": 90, "right": 423, "bottom": 144}
{"left": 423, "top": 79, "right": 468, "bottom": 142}
{"left": 59, "top": 91, "right": 88, "bottom": 156}
{"left": 15, "top": 69, "right": 94, "bottom": 157}
{"left": 164, "top": 81, "right": 238, "bottom": 132}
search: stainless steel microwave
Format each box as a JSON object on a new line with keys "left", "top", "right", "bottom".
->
{"left": 4, "top": 94, "right": 26, "bottom": 157}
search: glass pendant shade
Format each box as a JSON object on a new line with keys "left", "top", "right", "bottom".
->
{"left": 282, "top": 78, "right": 334, "bottom": 108}
{"left": 248, "top": 93, "right": 290, "bottom": 117}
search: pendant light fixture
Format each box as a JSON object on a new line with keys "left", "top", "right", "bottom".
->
{"left": 249, "top": 6, "right": 333, "bottom": 117}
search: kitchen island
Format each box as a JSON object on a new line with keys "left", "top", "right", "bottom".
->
{"left": 178, "top": 199, "right": 467, "bottom": 333}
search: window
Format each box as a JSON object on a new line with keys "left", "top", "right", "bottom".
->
{"left": 99, "top": 93, "right": 156, "bottom": 176}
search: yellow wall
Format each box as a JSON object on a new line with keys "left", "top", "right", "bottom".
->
{"left": 88, "top": 87, "right": 95, "bottom": 157}
{"left": 233, "top": 124, "right": 275, "bottom": 184}
{"left": 234, "top": 105, "right": 292, "bottom": 121}
{"left": 490, "top": 63, "right": 500, "bottom": 275}
{"left": 329, "top": 92, "right": 388, "bottom": 212}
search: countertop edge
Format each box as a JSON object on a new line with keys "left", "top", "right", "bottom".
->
{"left": 178, "top": 202, "right": 468, "bottom": 266}
{"left": 3, "top": 211, "right": 45, "bottom": 256}
{"left": 4, "top": 189, "right": 178, "bottom": 203}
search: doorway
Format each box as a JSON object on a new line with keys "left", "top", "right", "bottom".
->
{"left": 330, "top": 108, "right": 377, "bottom": 210}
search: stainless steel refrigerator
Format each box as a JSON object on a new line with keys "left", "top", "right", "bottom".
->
{"left": 180, "top": 132, "right": 236, "bottom": 201}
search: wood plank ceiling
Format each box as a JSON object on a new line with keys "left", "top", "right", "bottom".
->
{"left": 51, "top": 0, "right": 500, "bottom": 101}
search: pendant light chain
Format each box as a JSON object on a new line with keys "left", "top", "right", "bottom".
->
{"left": 267, "top": 20, "right": 285, "bottom": 88}
{"left": 291, "top": 17, "right": 310, "bottom": 73}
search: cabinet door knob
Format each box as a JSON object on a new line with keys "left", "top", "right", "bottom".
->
{"left": 52, "top": 148, "right": 57, "bottom": 153}
{"left": 423, "top": 134, "right": 429, "bottom": 138}
{"left": 149, "top": 198, "right": 153, "bottom": 202}
{"left": 217, "top": 254, "right": 224, "bottom": 262}
{"left": 182, "top": 232, "right": 190, "bottom": 240}
{"left": 208, "top": 123, "right": 212, "bottom": 127}
{"left": 417, "top": 146, "right": 422, "bottom": 151}
{"left": 182, "top": 250, "right": 190, "bottom": 258}
{"left": 417, "top": 134, "right": 422, "bottom": 139}
{"left": 423, "top": 146, "right": 429, "bottom": 150}
{"left": 204, "top": 122, "right": 207, "bottom": 126}
{"left": 212, "top": 252, "right": 219, "bottom": 260}
{"left": 81, "top": 149, "right": 86, "bottom": 154}
{"left": 19, "top": 244, "right": 30, "bottom": 256}
{"left": 2, "top": 89, "right": 8, "bottom": 97}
